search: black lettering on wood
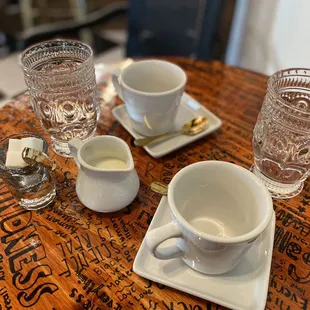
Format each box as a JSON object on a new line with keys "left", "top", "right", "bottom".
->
{"left": 288, "top": 264, "right": 310, "bottom": 284}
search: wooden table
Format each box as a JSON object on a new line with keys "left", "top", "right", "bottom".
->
{"left": 0, "top": 58, "right": 309, "bottom": 310}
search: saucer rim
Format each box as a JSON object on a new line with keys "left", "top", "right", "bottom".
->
{"left": 112, "top": 92, "right": 222, "bottom": 158}
{"left": 133, "top": 196, "right": 275, "bottom": 310}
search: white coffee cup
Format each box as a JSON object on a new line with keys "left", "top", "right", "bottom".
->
{"left": 112, "top": 60, "right": 187, "bottom": 136}
{"left": 146, "top": 161, "right": 273, "bottom": 275}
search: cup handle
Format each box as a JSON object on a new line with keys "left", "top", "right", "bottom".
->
{"left": 145, "top": 222, "right": 183, "bottom": 259}
{"left": 111, "top": 73, "right": 124, "bottom": 101}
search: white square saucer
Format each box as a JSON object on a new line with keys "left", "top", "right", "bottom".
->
{"left": 133, "top": 197, "right": 275, "bottom": 310}
{"left": 112, "top": 93, "right": 222, "bottom": 158}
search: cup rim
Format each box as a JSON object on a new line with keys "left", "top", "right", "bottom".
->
{"left": 167, "top": 161, "right": 273, "bottom": 244}
{"left": 119, "top": 59, "right": 187, "bottom": 96}
{"left": 268, "top": 67, "right": 310, "bottom": 118}
{"left": 77, "top": 135, "right": 134, "bottom": 172}
{"left": 21, "top": 39, "right": 94, "bottom": 76}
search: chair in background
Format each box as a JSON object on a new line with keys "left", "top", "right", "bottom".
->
{"left": 4, "top": 0, "right": 234, "bottom": 61}
{"left": 16, "top": 1, "right": 128, "bottom": 53}
{"left": 126, "top": 0, "right": 233, "bottom": 61}
{"left": 19, "top": 0, "right": 97, "bottom": 45}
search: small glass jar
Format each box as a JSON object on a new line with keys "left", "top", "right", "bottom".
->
{"left": 0, "top": 133, "right": 56, "bottom": 210}
{"left": 21, "top": 39, "right": 100, "bottom": 157}
{"left": 252, "top": 68, "right": 310, "bottom": 198}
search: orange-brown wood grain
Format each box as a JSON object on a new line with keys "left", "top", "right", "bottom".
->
{"left": 0, "top": 58, "right": 309, "bottom": 310}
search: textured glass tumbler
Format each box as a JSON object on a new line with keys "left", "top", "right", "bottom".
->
{"left": 252, "top": 68, "right": 310, "bottom": 199}
{"left": 21, "top": 40, "right": 99, "bottom": 157}
{"left": 0, "top": 133, "right": 56, "bottom": 210}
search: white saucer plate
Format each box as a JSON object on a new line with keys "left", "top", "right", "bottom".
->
{"left": 112, "top": 93, "right": 222, "bottom": 158}
{"left": 133, "top": 197, "right": 275, "bottom": 310}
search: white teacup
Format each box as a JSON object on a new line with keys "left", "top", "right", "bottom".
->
{"left": 146, "top": 161, "right": 273, "bottom": 275}
{"left": 112, "top": 60, "right": 187, "bottom": 136}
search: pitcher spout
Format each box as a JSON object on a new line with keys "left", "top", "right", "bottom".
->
{"left": 124, "top": 146, "right": 135, "bottom": 172}
{"left": 68, "top": 138, "right": 83, "bottom": 168}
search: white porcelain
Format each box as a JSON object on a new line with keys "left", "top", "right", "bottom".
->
{"left": 112, "top": 92, "right": 222, "bottom": 158}
{"left": 134, "top": 196, "right": 275, "bottom": 310}
{"left": 112, "top": 60, "right": 187, "bottom": 136}
{"left": 68, "top": 135, "right": 139, "bottom": 212}
{"left": 145, "top": 161, "right": 273, "bottom": 275}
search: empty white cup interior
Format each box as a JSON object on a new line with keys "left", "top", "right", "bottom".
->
{"left": 121, "top": 60, "right": 187, "bottom": 93}
{"left": 168, "top": 161, "right": 272, "bottom": 242}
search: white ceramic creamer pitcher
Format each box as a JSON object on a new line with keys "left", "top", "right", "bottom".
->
{"left": 68, "top": 135, "right": 139, "bottom": 212}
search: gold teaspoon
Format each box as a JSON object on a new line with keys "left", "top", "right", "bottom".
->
{"left": 150, "top": 181, "right": 168, "bottom": 196}
{"left": 134, "top": 116, "right": 208, "bottom": 147}
{"left": 22, "top": 147, "right": 57, "bottom": 171}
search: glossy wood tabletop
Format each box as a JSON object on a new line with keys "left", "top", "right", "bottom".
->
{"left": 0, "top": 58, "right": 309, "bottom": 310}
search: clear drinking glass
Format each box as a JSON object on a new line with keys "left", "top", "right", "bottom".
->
{"left": 0, "top": 133, "right": 56, "bottom": 210}
{"left": 21, "top": 40, "right": 99, "bottom": 157}
{"left": 252, "top": 68, "right": 310, "bottom": 198}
